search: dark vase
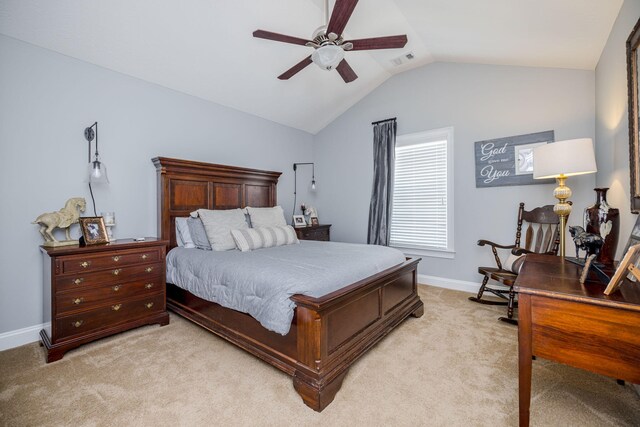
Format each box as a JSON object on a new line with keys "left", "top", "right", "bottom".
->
{"left": 584, "top": 188, "right": 619, "bottom": 265}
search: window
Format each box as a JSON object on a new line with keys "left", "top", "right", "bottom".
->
{"left": 389, "top": 127, "right": 454, "bottom": 257}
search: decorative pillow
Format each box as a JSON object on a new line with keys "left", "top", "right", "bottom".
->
{"left": 231, "top": 225, "right": 299, "bottom": 252}
{"left": 246, "top": 206, "right": 287, "bottom": 229}
{"left": 196, "top": 208, "right": 248, "bottom": 251}
{"left": 187, "top": 217, "right": 212, "bottom": 250}
{"left": 175, "top": 217, "right": 195, "bottom": 249}
{"left": 504, "top": 253, "right": 526, "bottom": 274}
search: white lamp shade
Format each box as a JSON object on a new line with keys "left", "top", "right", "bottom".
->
{"left": 311, "top": 45, "right": 344, "bottom": 70}
{"left": 533, "top": 138, "right": 597, "bottom": 179}
{"left": 86, "top": 160, "right": 109, "bottom": 184}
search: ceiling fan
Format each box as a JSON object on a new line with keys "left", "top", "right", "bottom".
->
{"left": 253, "top": 0, "right": 408, "bottom": 83}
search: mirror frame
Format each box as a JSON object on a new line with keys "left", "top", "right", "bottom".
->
{"left": 628, "top": 18, "right": 640, "bottom": 212}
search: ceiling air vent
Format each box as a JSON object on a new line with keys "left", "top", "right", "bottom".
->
{"left": 391, "top": 52, "right": 415, "bottom": 66}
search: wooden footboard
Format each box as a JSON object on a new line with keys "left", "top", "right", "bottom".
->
{"left": 166, "top": 257, "right": 422, "bottom": 411}
{"left": 291, "top": 257, "right": 423, "bottom": 410}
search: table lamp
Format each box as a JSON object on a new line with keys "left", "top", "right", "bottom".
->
{"left": 533, "top": 138, "right": 597, "bottom": 257}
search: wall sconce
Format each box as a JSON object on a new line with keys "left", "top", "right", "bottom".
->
{"left": 293, "top": 162, "right": 316, "bottom": 217}
{"left": 84, "top": 122, "right": 109, "bottom": 215}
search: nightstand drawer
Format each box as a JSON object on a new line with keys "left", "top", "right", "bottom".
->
{"left": 60, "top": 248, "right": 161, "bottom": 274}
{"left": 302, "top": 230, "right": 329, "bottom": 241}
{"left": 55, "top": 293, "right": 165, "bottom": 341}
{"left": 55, "top": 263, "right": 163, "bottom": 292}
{"left": 295, "top": 224, "right": 331, "bottom": 241}
{"left": 55, "top": 279, "right": 163, "bottom": 315}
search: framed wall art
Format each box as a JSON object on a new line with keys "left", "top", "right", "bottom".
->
{"left": 474, "top": 130, "right": 555, "bottom": 188}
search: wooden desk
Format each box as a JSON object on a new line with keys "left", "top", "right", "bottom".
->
{"left": 515, "top": 254, "right": 640, "bottom": 427}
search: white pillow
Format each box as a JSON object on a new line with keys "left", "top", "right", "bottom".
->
{"left": 504, "top": 253, "right": 526, "bottom": 274}
{"left": 231, "top": 225, "right": 299, "bottom": 252}
{"left": 246, "top": 206, "right": 287, "bottom": 228}
{"left": 175, "top": 217, "right": 195, "bottom": 249}
{"left": 195, "top": 208, "right": 248, "bottom": 251}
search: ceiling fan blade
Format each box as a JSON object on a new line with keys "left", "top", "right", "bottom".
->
{"left": 326, "top": 0, "right": 359, "bottom": 37}
{"left": 344, "top": 35, "right": 408, "bottom": 51}
{"left": 336, "top": 59, "right": 358, "bottom": 83}
{"left": 278, "top": 56, "right": 313, "bottom": 80}
{"left": 253, "top": 30, "right": 311, "bottom": 46}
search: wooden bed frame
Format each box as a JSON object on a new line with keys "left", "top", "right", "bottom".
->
{"left": 153, "top": 157, "right": 423, "bottom": 411}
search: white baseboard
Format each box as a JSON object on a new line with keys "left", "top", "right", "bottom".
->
{"left": 417, "top": 274, "right": 480, "bottom": 294}
{"left": 0, "top": 323, "right": 48, "bottom": 352}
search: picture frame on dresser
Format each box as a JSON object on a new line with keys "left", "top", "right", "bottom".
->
{"left": 79, "top": 216, "right": 109, "bottom": 245}
{"left": 310, "top": 216, "right": 319, "bottom": 226}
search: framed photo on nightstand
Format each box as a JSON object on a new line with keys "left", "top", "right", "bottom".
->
{"left": 310, "top": 216, "right": 319, "bottom": 226}
{"left": 292, "top": 215, "right": 306, "bottom": 228}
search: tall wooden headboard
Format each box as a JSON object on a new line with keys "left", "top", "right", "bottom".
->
{"left": 152, "top": 157, "right": 282, "bottom": 248}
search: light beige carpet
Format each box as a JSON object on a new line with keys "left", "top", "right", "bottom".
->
{"left": 1, "top": 286, "right": 639, "bottom": 426}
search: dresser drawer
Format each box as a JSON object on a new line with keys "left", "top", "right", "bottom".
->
{"left": 60, "top": 248, "right": 161, "bottom": 274}
{"left": 55, "top": 279, "right": 164, "bottom": 315}
{"left": 55, "top": 263, "right": 162, "bottom": 292}
{"left": 55, "top": 293, "right": 165, "bottom": 341}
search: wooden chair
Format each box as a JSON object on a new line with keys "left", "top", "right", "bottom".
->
{"left": 469, "top": 203, "right": 561, "bottom": 324}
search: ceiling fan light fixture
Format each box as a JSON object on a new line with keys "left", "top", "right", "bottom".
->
{"left": 312, "top": 44, "right": 344, "bottom": 70}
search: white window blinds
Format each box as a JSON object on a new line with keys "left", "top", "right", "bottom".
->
{"left": 390, "top": 130, "right": 451, "bottom": 251}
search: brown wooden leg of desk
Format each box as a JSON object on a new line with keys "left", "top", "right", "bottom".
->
{"left": 518, "top": 294, "right": 532, "bottom": 427}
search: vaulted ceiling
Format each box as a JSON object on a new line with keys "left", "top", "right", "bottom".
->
{"left": 0, "top": 0, "right": 623, "bottom": 134}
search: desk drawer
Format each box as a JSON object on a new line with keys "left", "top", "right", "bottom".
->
{"left": 60, "top": 248, "right": 161, "bottom": 274}
{"left": 55, "top": 293, "right": 165, "bottom": 341}
{"left": 56, "top": 279, "right": 163, "bottom": 315}
{"left": 55, "top": 263, "right": 162, "bottom": 292}
{"left": 531, "top": 296, "right": 640, "bottom": 383}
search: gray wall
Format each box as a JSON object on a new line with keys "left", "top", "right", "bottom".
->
{"left": 0, "top": 35, "right": 314, "bottom": 334}
{"left": 313, "top": 62, "right": 596, "bottom": 283}
{"left": 595, "top": 0, "right": 640, "bottom": 255}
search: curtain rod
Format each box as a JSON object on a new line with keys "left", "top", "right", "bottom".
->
{"left": 371, "top": 117, "right": 396, "bottom": 126}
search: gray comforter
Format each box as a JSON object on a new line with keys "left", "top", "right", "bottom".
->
{"left": 166, "top": 240, "right": 406, "bottom": 335}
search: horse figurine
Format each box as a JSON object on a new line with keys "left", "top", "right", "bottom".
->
{"left": 569, "top": 225, "right": 604, "bottom": 261}
{"left": 33, "top": 197, "right": 86, "bottom": 245}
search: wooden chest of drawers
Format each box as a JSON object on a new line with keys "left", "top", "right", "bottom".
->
{"left": 40, "top": 238, "right": 170, "bottom": 362}
{"left": 294, "top": 224, "right": 331, "bottom": 241}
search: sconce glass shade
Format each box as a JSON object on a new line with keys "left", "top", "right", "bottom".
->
{"left": 86, "top": 159, "right": 109, "bottom": 184}
{"left": 312, "top": 45, "right": 344, "bottom": 70}
{"left": 311, "top": 179, "right": 316, "bottom": 191}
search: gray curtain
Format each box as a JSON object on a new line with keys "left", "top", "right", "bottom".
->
{"left": 367, "top": 120, "right": 396, "bottom": 245}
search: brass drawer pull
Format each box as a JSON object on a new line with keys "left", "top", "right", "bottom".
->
{"left": 112, "top": 256, "right": 121, "bottom": 262}
{"left": 145, "top": 283, "right": 154, "bottom": 289}
{"left": 111, "top": 304, "right": 122, "bottom": 311}
{"left": 80, "top": 261, "right": 91, "bottom": 269}
{"left": 73, "top": 278, "right": 84, "bottom": 285}
{"left": 145, "top": 302, "right": 154, "bottom": 309}
{"left": 112, "top": 285, "right": 121, "bottom": 292}
{"left": 145, "top": 267, "right": 153, "bottom": 273}
{"left": 112, "top": 269, "right": 122, "bottom": 276}
{"left": 72, "top": 320, "right": 84, "bottom": 328}
{"left": 72, "top": 298, "right": 84, "bottom": 305}
{"left": 141, "top": 254, "right": 149, "bottom": 260}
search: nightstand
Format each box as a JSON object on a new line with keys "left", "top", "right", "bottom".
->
{"left": 40, "top": 238, "right": 170, "bottom": 362}
{"left": 295, "top": 224, "right": 331, "bottom": 241}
